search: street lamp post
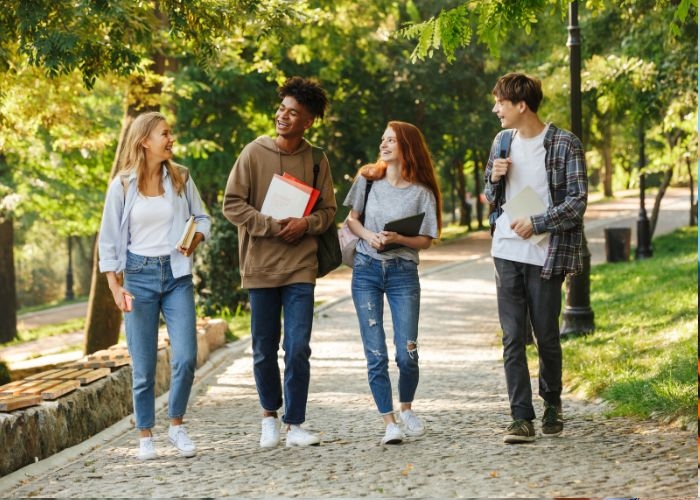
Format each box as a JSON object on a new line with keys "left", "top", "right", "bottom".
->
{"left": 636, "top": 124, "right": 653, "bottom": 259}
{"left": 65, "top": 235, "right": 75, "bottom": 301}
{"left": 560, "top": 0, "right": 595, "bottom": 336}
{"left": 684, "top": 152, "right": 698, "bottom": 226}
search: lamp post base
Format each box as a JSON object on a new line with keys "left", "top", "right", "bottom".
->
{"left": 635, "top": 215, "right": 653, "bottom": 260}
{"left": 560, "top": 242, "right": 595, "bottom": 337}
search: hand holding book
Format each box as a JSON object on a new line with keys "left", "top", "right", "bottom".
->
{"left": 176, "top": 215, "right": 198, "bottom": 254}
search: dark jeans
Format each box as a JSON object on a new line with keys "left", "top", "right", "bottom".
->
{"left": 494, "top": 257, "right": 564, "bottom": 421}
{"left": 248, "top": 283, "right": 314, "bottom": 425}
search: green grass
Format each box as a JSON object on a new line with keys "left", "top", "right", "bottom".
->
{"left": 16, "top": 297, "right": 87, "bottom": 316}
{"left": 439, "top": 221, "right": 486, "bottom": 242}
{"left": 551, "top": 226, "right": 697, "bottom": 426}
{"left": 4, "top": 318, "right": 85, "bottom": 347}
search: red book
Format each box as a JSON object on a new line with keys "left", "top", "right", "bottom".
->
{"left": 282, "top": 173, "right": 321, "bottom": 216}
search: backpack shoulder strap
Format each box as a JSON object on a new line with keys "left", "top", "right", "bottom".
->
{"left": 311, "top": 146, "right": 324, "bottom": 189}
{"left": 359, "top": 178, "right": 373, "bottom": 224}
{"left": 499, "top": 129, "right": 514, "bottom": 159}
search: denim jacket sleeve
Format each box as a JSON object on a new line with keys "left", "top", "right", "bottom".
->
{"left": 98, "top": 167, "right": 211, "bottom": 277}
{"left": 98, "top": 176, "right": 129, "bottom": 274}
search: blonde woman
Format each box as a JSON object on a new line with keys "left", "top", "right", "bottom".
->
{"left": 98, "top": 111, "right": 210, "bottom": 460}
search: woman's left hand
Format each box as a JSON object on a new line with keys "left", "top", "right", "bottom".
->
{"left": 379, "top": 230, "right": 399, "bottom": 248}
{"left": 178, "top": 232, "right": 204, "bottom": 257}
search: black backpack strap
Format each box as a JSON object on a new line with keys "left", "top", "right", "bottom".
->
{"left": 498, "top": 129, "right": 513, "bottom": 159}
{"left": 359, "top": 178, "right": 373, "bottom": 224}
{"left": 489, "top": 130, "right": 514, "bottom": 235}
{"left": 311, "top": 146, "right": 324, "bottom": 190}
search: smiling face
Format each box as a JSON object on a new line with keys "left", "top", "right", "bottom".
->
{"left": 275, "top": 96, "right": 314, "bottom": 139}
{"left": 379, "top": 126, "right": 400, "bottom": 165}
{"left": 492, "top": 97, "right": 524, "bottom": 129}
{"left": 142, "top": 120, "right": 174, "bottom": 163}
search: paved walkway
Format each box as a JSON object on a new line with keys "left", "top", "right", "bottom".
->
{"left": 0, "top": 189, "right": 696, "bottom": 497}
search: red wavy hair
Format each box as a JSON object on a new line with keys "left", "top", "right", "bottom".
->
{"left": 359, "top": 121, "right": 442, "bottom": 232}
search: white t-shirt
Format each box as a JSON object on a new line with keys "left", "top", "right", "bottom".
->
{"left": 128, "top": 194, "right": 173, "bottom": 257}
{"left": 491, "top": 125, "right": 551, "bottom": 266}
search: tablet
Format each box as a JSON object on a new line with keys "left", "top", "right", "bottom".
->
{"left": 378, "top": 212, "right": 426, "bottom": 252}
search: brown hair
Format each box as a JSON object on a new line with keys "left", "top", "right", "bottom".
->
{"left": 359, "top": 120, "right": 442, "bottom": 232}
{"left": 492, "top": 72, "right": 544, "bottom": 113}
{"left": 119, "top": 111, "right": 186, "bottom": 195}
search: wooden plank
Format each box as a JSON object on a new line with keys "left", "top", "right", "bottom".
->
{"left": 25, "top": 368, "right": 64, "bottom": 380}
{"left": 41, "top": 380, "right": 80, "bottom": 400}
{"left": 75, "top": 368, "right": 111, "bottom": 385}
{"left": 51, "top": 368, "right": 84, "bottom": 380}
{"left": 0, "top": 380, "right": 46, "bottom": 397}
{"left": 91, "top": 349, "right": 112, "bottom": 360}
{"left": 0, "top": 395, "right": 42, "bottom": 411}
{"left": 0, "top": 380, "right": 26, "bottom": 394}
{"left": 19, "top": 380, "right": 65, "bottom": 396}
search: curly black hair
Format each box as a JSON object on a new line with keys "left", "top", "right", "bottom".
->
{"left": 278, "top": 76, "right": 329, "bottom": 120}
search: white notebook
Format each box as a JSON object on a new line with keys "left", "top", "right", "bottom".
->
{"left": 260, "top": 174, "right": 311, "bottom": 220}
{"left": 501, "top": 186, "right": 548, "bottom": 244}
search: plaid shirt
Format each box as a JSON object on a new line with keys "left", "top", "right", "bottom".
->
{"left": 484, "top": 124, "right": 588, "bottom": 279}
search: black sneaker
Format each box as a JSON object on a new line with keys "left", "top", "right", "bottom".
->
{"left": 542, "top": 402, "right": 563, "bottom": 437}
{"left": 503, "top": 419, "right": 536, "bottom": 444}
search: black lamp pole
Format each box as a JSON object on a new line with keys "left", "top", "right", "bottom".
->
{"left": 560, "top": 0, "right": 595, "bottom": 336}
{"left": 636, "top": 122, "right": 653, "bottom": 259}
{"left": 65, "top": 235, "right": 75, "bottom": 301}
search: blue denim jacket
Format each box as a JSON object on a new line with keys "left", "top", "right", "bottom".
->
{"left": 98, "top": 165, "right": 211, "bottom": 278}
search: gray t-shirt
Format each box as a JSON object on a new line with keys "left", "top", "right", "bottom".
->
{"left": 343, "top": 176, "right": 438, "bottom": 263}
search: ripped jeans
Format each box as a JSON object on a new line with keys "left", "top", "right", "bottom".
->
{"left": 351, "top": 252, "right": 420, "bottom": 415}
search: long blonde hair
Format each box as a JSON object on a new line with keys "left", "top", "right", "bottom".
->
{"left": 119, "top": 111, "right": 186, "bottom": 195}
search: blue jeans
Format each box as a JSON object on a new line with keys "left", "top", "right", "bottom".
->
{"left": 494, "top": 257, "right": 564, "bottom": 421}
{"left": 248, "top": 283, "right": 315, "bottom": 425}
{"left": 123, "top": 252, "right": 197, "bottom": 430}
{"left": 351, "top": 253, "right": 421, "bottom": 415}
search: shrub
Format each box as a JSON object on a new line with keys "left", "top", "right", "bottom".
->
{"left": 194, "top": 208, "right": 248, "bottom": 317}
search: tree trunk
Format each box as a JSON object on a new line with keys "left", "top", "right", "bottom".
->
{"left": 0, "top": 216, "right": 17, "bottom": 343}
{"left": 0, "top": 150, "right": 17, "bottom": 344}
{"left": 83, "top": 54, "right": 166, "bottom": 354}
{"left": 474, "top": 152, "right": 485, "bottom": 229}
{"left": 649, "top": 167, "right": 673, "bottom": 239}
{"left": 687, "top": 156, "right": 697, "bottom": 226}
{"left": 602, "top": 143, "right": 614, "bottom": 197}
{"left": 454, "top": 158, "right": 470, "bottom": 227}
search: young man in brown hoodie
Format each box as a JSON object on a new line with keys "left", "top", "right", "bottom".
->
{"left": 222, "top": 76, "right": 334, "bottom": 448}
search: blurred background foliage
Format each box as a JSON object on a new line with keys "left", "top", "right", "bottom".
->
{"left": 0, "top": 0, "right": 695, "bottom": 326}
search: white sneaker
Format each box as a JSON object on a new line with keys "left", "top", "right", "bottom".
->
{"left": 260, "top": 417, "right": 281, "bottom": 448}
{"left": 138, "top": 436, "right": 157, "bottom": 460}
{"left": 381, "top": 423, "right": 405, "bottom": 445}
{"left": 285, "top": 425, "right": 321, "bottom": 447}
{"left": 400, "top": 409, "right": 426, "bottom": 437}
{"left": 168, "top": 425, "right": 197, "bottom": 457}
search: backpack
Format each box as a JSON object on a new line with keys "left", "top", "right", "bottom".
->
{"left": 310, "top": 147, "right": 342, "bottom": 277}
{"left": 488, "top": 130, "right": 514, "bottom": 235}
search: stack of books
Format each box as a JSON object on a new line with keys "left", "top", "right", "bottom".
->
{"left": 260, "top": 173, "right": 320, "bottom": 219}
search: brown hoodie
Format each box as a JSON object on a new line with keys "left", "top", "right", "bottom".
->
{"left": 222, "top": 136, "right": 337, "bottom": 288}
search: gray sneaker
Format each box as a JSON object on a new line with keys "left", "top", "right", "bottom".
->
{"left": 503, "top": 419, "right": 536, "bottom": 444}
